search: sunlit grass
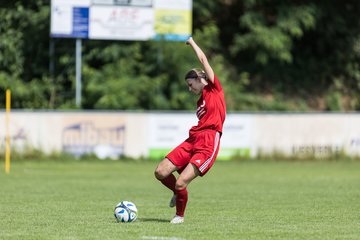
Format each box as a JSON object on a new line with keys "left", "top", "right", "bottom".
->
{"left": 0, "top": 160, "right": 359, "bottom": 239}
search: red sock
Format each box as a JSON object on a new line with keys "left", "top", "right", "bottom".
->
{"left": 175, "top": 188, "right": 188, "bottom": 217}
{"left": 159, "top": 174, "right": 176, "bottom": 193}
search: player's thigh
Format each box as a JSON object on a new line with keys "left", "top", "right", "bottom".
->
{"left": 154, "top": 158, "right": 178, "bottom": 179}
{"left": 191, "top": 131, "right": 221, "bottom": 176}
{"left": 166, "top": 140, "right": 193, "bottom": 170}
{"left": 176, "top": 163, "right": 200, "bottom": 190}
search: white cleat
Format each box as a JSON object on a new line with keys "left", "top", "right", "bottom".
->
{"left": 170, "top": 215, "right": 184, "bottom": 224}
{"left": 169, "top": 194, "right": 176, "bottom": 208}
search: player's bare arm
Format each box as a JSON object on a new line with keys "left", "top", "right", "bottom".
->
{"left": 186, "top": 37, "right": 215, "bottom": 84}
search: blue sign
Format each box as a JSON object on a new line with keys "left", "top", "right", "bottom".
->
{"left": 72, "top": 7, "right": 89, "bottom": 38}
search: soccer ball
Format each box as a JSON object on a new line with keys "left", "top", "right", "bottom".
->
{"left": 114, "top": 201, "right": 138, "bottom": 223}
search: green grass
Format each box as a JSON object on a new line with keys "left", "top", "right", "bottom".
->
{"left": 0, "top": 159, "right": 359, "bottom": 240}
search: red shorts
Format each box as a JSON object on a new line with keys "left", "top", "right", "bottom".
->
{"left": 166, "top": 130, "right": 221, "bottom": 176}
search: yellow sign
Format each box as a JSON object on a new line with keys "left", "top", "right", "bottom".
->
{"left": 5, "top": 89, "right": 11, "bottom": 174}
{"left": 155, "top": 10, "right": 192, "bottom": 36}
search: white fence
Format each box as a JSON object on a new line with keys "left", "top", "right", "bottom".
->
{"left": 0, "top": 111, "right": 359, "bottom": 159}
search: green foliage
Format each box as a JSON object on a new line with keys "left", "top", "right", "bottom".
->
{"left": 82, "top": 40, "right": 198, "bottom": 110}
{"left": 0, "top": 0, "right": 360, "bottom": 111}
{"left": 230, "top": 3, "right": 316, "bottom": 64}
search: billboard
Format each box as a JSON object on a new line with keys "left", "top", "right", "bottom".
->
{"left": 147, "top": 113, "right": 255, "bottom": 160}
{"left": 50, "top": 0, "right": 192, "bottom": 41}
{"left": 1, "top": 112, "right": 360, "bottom": 160}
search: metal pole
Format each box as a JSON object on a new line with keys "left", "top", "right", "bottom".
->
{"left": 75, "top": 38, "right": 82, "bottom": 107}
{"left": 49, "top": 39, "right": 55, "bottom": 108}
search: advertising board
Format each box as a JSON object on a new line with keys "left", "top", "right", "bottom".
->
{"left": 50, "top": 0, "right": 192, "bottom": 41}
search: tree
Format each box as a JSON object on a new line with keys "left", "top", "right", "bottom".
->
{"left": 1, "top": 0, "right": 359, "bottom": 111}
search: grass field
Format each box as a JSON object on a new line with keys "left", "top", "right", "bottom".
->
{"left": 0, "top": 159, "right": 359, "bottom": 240}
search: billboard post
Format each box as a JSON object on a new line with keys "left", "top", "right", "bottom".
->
{"left": 76, "top": 38, "right": 82, "bottom": 107}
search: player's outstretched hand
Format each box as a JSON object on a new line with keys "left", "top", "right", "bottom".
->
{"left": 186, "top": 37, "right": 193, "bottom": 45}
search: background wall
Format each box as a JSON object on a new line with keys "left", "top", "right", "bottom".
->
{"left": 1, "top": 111, "right": 359, "bottom": 159}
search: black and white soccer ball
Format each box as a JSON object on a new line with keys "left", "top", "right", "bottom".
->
{"left": 114, "top": 201, "right": 138, "bottom": 223}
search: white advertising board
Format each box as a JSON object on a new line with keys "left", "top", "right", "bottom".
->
{"left": 220, "top": 114, "right": 255, "bottom": 159}
{"left": 147, "top": 113, "right": 196, "bottom": 159}
{"left": 147, "top": 113, "right": 255, "bottom": 160}
{"left": 89, "top": 6, "right": 154, "bottom": 40}
{"left": 50, "top": 0, "right": 192, "bottom": 41}
{"left": 51, "top": 0, "right": 91, "bottom": 38}
{"left": 253, "top": 113, "right": 360, "bottom": 157}
{"left": 1, "top": 112, "right": 359, "bottom": 160}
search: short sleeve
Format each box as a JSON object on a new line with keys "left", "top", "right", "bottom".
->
{"left": 210, "top": 74, "right": 222, "bottom": 92}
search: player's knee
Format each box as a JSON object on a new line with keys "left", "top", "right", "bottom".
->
{"left": 175, "top": 179, "right": 187, "bottom": 191}
{"left": 154, "top": 167, "right": 166, "bottom": 180}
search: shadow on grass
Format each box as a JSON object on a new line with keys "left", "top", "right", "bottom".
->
{"left": 139, "top": 217, "right": 169, "bottom": 223}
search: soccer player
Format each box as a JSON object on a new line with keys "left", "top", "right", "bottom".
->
{"left": 154, "top": 37, "right": 226, "bottom": 224}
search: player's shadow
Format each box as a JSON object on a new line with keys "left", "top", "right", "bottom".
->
{"left": 139, "top": 217, "right": 169, "bottom": 223}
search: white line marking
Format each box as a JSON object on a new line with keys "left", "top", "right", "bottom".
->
{"left": 141, "top": 236, "right": 185, "bottom": 240}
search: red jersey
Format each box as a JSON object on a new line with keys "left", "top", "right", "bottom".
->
{"left": 189, "top": 74, "right": 226, "bottom": 135}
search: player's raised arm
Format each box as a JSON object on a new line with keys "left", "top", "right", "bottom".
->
{"left": 186, "top": 37, "right": 215, "bottom": 84}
